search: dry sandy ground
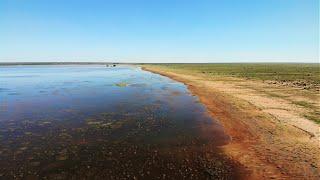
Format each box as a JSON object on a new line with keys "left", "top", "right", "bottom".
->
{"left": 142, "top": 66, "right": 320, "bottom": 180}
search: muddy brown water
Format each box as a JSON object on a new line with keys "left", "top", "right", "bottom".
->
{"left": 0, "top": 65, "right": 242, "bottom": 179}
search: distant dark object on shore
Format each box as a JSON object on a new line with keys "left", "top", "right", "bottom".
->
{"left": 106, "top": 64, "right": 117, "bottom": 67}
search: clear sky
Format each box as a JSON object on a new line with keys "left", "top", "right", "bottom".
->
{"left": 0, "top": 0, "right": 319, "bottom": 63}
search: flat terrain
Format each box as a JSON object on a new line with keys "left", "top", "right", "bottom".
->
{"left": 142, "top": 63, "right": 320, "bottom": 179}
{"left": 146, "top": 63, "right": 320, "bottom": 92}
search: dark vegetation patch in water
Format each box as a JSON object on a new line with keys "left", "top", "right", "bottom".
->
{"left": 0, "top": 111, "right": 239, "bottom": 179}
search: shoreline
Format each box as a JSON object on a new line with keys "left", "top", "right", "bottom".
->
{"left": 142, "top": 66, "right": 320, "bottom": 179}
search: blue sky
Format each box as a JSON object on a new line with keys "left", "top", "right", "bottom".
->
{"left": 0, "top": 0, "right": 318, "bottom": 63}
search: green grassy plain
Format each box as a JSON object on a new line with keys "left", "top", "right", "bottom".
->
{"left": 146, "top": 63, "right": 320, "bottom": 87}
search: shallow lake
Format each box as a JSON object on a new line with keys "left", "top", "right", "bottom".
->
{"left": 0, "top": 65, "right": 238, "bottom": 179}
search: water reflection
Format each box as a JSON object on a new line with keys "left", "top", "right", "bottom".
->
{"left": 0, "top": 65, "right": 237, "bottom": 179}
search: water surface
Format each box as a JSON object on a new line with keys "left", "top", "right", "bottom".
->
{"left": 0, "top": 65, "right": 237, "bottom": 179}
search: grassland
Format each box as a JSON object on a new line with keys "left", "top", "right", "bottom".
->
{"left": 146, "top": 63, "right": 319, "bottom": 89}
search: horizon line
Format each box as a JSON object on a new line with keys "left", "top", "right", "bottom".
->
{"left": 0, "top": 61, "right": 319, "bottom": 65}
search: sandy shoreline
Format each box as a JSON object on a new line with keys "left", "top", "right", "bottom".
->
{"left": 142, "top": 66, "right": 320, "bottom": 179}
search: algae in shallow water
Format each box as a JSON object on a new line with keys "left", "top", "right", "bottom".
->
{"left": 115, "top": 82, "right": 128, "bottom": 87}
